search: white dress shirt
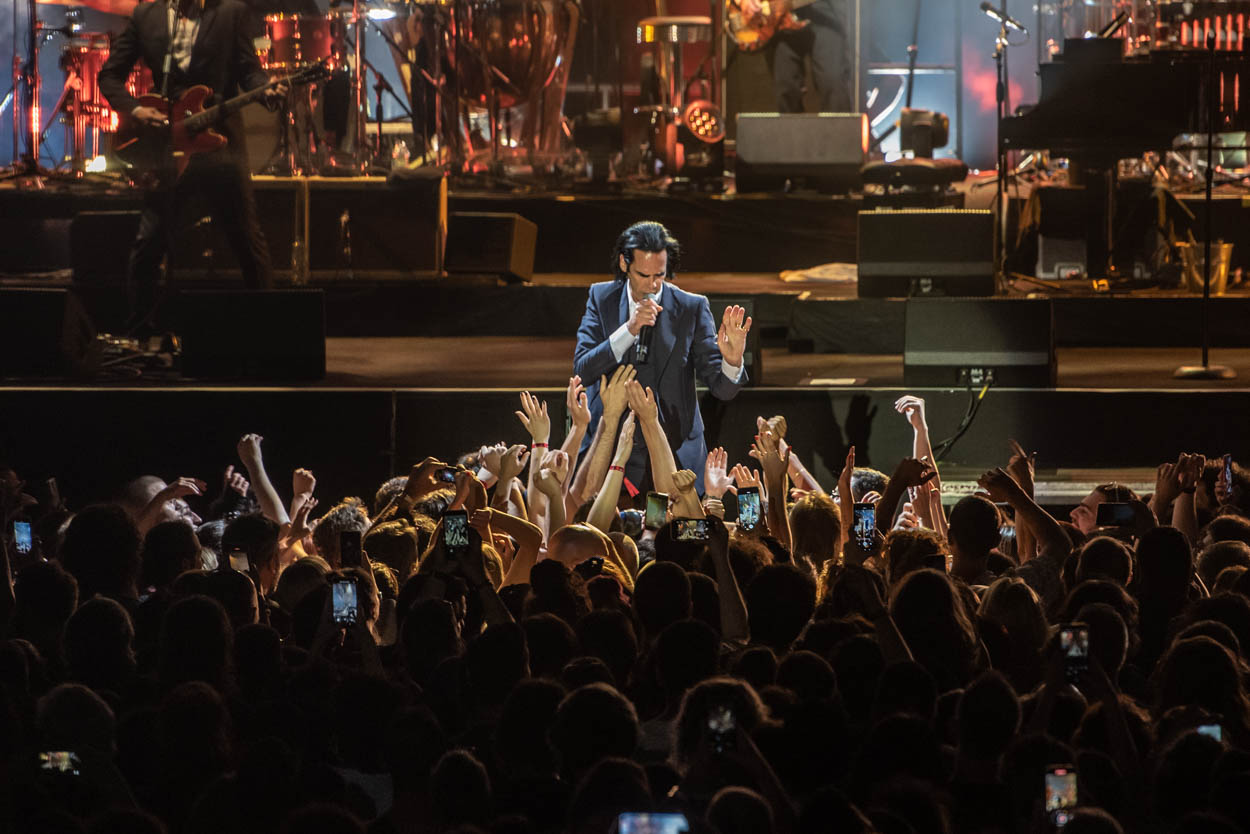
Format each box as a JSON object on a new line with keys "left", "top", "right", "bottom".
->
{"left": 608, "top": 283, "right": 744, "bottom": 381}
{"left": 167, "top": 3, "right": 200, "bottom": 73}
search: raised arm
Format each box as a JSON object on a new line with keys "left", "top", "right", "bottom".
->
{"left": 136, "top": 476, "right": 207, "bottom": 536}
{"left": 534, "top": 451, "right": 571, "bottom": 536}
{"left": 670, "top": 470, "right": 705, "bottom": 519}
{"left": 476, "top": 508, "right": 543, "bottom": 588}
{"left": 237, "top": 434, "right": 290, "bottom": 525}
{"left": 875, "top": 457, "right": 936, "bottom": 535}
{"left": 705, "top": 516, "right": 749, "bottom": 643}
{"left": 1005, "top": 441, "right": 1036, "bottom": 561}
{"left": 561, "top": 375, "right": 592, "bottom": 516}
{"left": 588, "top": 414, "right": 636, "bottom": 534}
{"left": 626, "top": 379, "right": 678, "bottom": 495}
{"left": 570, "top": 365, "right": 635, "bottom": 505}
{"left": 515, "top": 390, "right": 552, "bottom": 525}
{"left": 694, "top": 300, "right": 752, "bottom": 399}
{"left": 752, "top": 428, "right": 792, "bottom": 553}
{"left": 1171, "top": 453, "right": 1205, "bottom": 545}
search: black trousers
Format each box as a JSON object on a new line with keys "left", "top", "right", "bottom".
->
{"left": 127, "top": 148, "right": 274, "bottom": 327}
{"left": 767, "top": 0, "right": 853, "bottom": 113}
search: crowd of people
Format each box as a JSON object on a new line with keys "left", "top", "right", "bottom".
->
{"left": 2, "top": 376, "right": 1250, "bottom": 834}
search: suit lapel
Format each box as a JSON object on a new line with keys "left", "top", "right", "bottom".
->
{"left": 654, "top": 284, "right": 679, "bottom": 380}
{"left": 190, "top": 2, "right": 221, "bottom": 77}
{"left": 616, "top": 282, "right": 630, "bottom": 334}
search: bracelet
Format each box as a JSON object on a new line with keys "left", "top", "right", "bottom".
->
{"left": 609, "top": 465, "right": 625, "bottom": 473}
{"left": 532, "top": 442, "right": 548, "bottom": 448}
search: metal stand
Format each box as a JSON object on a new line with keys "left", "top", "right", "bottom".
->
{"left": 1175, "top": 29, "right": 1235, "bottom": 380}
{"left": 993, "top": 20, "right": 1008, "bottom": 282}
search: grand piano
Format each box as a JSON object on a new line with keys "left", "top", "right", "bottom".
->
{"left": 999, "top": 37, "right": 1225, "bottom": 278}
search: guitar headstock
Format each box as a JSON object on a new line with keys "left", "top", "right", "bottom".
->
{"left": 289, "top": 59, "right": 334, "bottom": 88}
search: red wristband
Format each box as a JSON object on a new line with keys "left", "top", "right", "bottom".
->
{"left": 531, "top": 442, "right": 548, "bottom": 448}
{"left": 609, "top": 465, "right": 625, "bottom": 473}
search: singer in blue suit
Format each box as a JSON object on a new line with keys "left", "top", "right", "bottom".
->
{"left": 574, "top": 221, "right": 753, "bottom": 494}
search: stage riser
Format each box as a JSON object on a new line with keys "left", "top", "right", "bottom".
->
{"left": 3, "top": 387, "right": 1248, "bottom": 511}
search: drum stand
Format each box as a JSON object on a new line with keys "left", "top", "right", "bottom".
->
{"left": 6, "top": 0, "right": 50, "bottom": 184}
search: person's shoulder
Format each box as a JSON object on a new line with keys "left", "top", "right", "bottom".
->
{"left": 664, "top": 283, "right": 708, "bottom": 313}
{"left": 588, "top": 279, "right": 624, "bottom": 299}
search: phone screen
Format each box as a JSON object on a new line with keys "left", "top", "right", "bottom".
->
{"left": 706, "top": 705, "right": 736, "bottom": 753}
{"left": 619, "top": 509, "right": 644, "bottom": 539}
{"left": 227, "top": 549, "right": 250, "bottom": 573}
{"left": 1095, "top": 502, "right": 1135, "bottom": 528}
{"left": 443, "top": 510, "right": 469, "bottom": 550}
{"left": 12, "top": 521, "right": 32, "bottom": 555}
{"left": 437, "top": 467, "right": 457, "bottom": 484}
{"left": 853, "top": 503, "right": 875, "bottom": 548}
{"left": 737, "top": 486, "right": 761, "bottom": 531}
{"left": 645, "top": 492, "right": 668, "bottom": 530}
{"left": 332, "top": 579, "right": 358, "bottom": 625}
{"left": 1045, "top": 765, "right": 1077, "bottom": 829}
{"left": 39, "top": 751, "right": 80, "bottom": 775}
{"left": 1198, "top": 723, "right": 1223, "bottom": 742}
{"left": 617, "top": 813, "right": 690, "bottom": 834}
{"left": 339, "top": 529, "right": 363, "bottom": 568}
{"left": 1059, "top": 625, "right": 1089, "bottom": 683}
{"left": 675, "top": 519, "right": 708, "bottom": 541}
{"left": 1225, "top": 454, "right": 1234, "bottom": 489}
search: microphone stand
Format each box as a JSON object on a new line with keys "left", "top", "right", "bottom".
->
{"left": 1174, "top": 29, "right": 1234, "bottom": 379}
{"left": 993, "top": 15, "right": 1008, "bottom": 286}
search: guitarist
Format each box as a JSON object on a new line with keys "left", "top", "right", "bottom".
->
{"left": 738, "top": 0, "right": 853, "bottom": 114}
{"left": 99, "top": 0, "right": 287, "bottom": 334}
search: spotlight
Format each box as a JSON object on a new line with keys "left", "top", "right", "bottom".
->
{"left": 682, "top": 100, "right": 725, "bottom": 144}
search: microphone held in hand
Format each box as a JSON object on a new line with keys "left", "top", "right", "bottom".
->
{"left": 979, "top": 1, "right": 1028, "bottom": 34}
{"left": 636, "top": 292, "right": 658, "bottom": 364}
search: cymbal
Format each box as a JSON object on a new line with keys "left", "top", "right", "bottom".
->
{"left": 37, "top": 0, "right": 137, "bottom": 15}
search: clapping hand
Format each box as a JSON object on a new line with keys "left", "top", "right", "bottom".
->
{"left": 717, "top": 304, "right": 753, "bottom": 368}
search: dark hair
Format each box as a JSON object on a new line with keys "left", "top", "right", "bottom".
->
{"left": 1076, "top": 536, "right": 1134, "bottom": 586}
{"left": 141, "top": 521, "right": 202, "bottom": 591}
{"left": 61, "top": 503, "right": 143, "bottom": 600}
{"left": 612, "top": 221, "right": 680, "bottom": 281}
{"left": 949, "top": 495, "right": 1002, "bottom": 558}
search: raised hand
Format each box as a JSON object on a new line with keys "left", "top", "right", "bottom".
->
{"left": 403, "top": 457, "right": 453, "bottom": 498}
{"left": 1154, "top": 459, "right": 1180, "bottom": 509}
{"left": 600, "top": 365, "right": 637, "bottom": 421}
{"left": 566, "top": 376, "right": 591, "bottom": 430}
{"left": 237, "top": 433, "right": 265, "bottom": 467}
{"left": 977, "top": 467, "right": 1022, "bottom": 504}
{"left": 892, "top": 457, "right": 937, "bottom": 490}
{"left": 671, "top": 469, "right": 704, "bottom": 518}
{"left": 292, "top": 467, "right": 315, "bottom": 497}
{"left": 1177, "top": 453, "right": 1207, "bottom": 491}
{"left": 515, "top": 391, "right": 551, "bottom": 442}
{"left": 717, "top": 304, "right": 753, "bottom": 368}
{"left": 479, "top": 443, "right": 507, "bottom": 479}
{"left": 535, "top": 467, "right": 564, "bottom": 497}
{"left": 469, "top": 507, "right": 495, "bottom": 535}
{"left": 540, "top": 449, "right": 571, "bottom": 485}
{"left": 836, "top": 446, "right": 856, "bottom": 504}
{"left": 223, "top": 465, "right": 250, "bottom": 497}
{"left": 704, "top": 447, "right": 733, "bottom": 499}
{"left": 288, "top": 495, "right": 318, "bottom": 543}
{"left": 613, "top": 413, "right": 637, "bottom": 467}
{"left": 1006, "top": 440, "right": 1035, "bottom": 497}
{"left": 893, "top": 502, "right": 921, "bottom": 531}
{"left": 625, "top": 379, "right": 659, "bottom": 424}
{"left": 673, "top": 469, "right": 698, "bottom": 495}
{"left": 749, "top": 428, "right": 790, "bottom": 485}
{"left": 164, "top": 476, "right": 207, "bottom": 502}
{"left": 497, "top": 444, "right": 529, "bottom": 483}
{"left": 731, "top": 463, "right": 762, "bottom": 491}
{"left": 894, "top": 395, "right": 928, "bottom": 431}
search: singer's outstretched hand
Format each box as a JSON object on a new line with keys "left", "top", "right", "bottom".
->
{"left": 627, "top": 296, "right": 663, "bottom": 336}
{"left": 718, "top": 304, "right": 753, "bottom": 368}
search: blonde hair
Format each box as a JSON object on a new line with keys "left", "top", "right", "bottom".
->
{"left": 978, "top": 576, "right": 1049, "bottom": 652}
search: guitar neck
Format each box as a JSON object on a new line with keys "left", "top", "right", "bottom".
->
{"left": 183, "top": 75, "right": 293, "bottom": 132}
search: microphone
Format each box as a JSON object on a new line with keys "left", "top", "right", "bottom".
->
{"left": 635, "top": 292, "right": 658, "bottom": 364}
{"left": 979, "top": 1, "right": 1028, "bottom": 34}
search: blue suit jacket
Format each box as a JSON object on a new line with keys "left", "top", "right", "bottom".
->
{"left": 574, "top": 280, "right": 747, "bottom": 493}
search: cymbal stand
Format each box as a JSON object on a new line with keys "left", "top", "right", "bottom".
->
{"left": 7, "top": 0, "right": 47, "bottom": 184}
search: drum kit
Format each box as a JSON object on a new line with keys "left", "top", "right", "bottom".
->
{"left": 6, "top": 0, "right": 580, "bottom": 180}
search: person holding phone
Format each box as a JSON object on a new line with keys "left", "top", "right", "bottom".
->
{"left": 573, "top": 222, "right": 752, "bottom": 494}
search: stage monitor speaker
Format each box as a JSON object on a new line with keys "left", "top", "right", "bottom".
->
{"left": 0, "top": 288, "right": 98, "bottom": 379}
{"left": 71, "top": 211, "right": 142, "bottom": 286}
{"left": 708, "top": 296, "right": 761, "bottom": 386}
{"left": 734, "top": 112, "right": 866, "bottom": 193}
{"left": 445, "top": 212, "right": 538, "bottom": 282}
{"left": 172, "top": 289, "right": 326, "bottom": 381}
{"left": 904, "top": 298, "right": 1055, "bottom": 388}
{"left": 857, "top": 209, "right": 995, "bottom": 297}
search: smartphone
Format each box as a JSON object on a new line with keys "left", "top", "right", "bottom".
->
{"left": 331, "top": 578, "right": 358, "bottom": 626}
{"left": 737, "top": 486, "right": 761, "bottom": 531}
{"left": 1059, "top": 625, "right": 1089, "bottom": 684}
{"left": 443, "top": 510, "right": 470, "bottom": 551}
{"left": 1224, "top": 454, "right": 1235, "bottom": 489}
{"left": 339, "top": 529, "right": 363, "bottom": 569}
{"left": 1095, "top": 502, "right": 1135, "bottom": 528}
{"left": 619, "top": 509, "right": 644, "bottom": 539}
{"left": 645, "top": 492, "right": 668, "bottom": 531}
{"left": 617, "top": 813, "right": 690, "bottom": 834}
{"left": 675, "top": 518, "right": 708, "bottom": 542}
{"left": 575, "top": 556, "right": 605, "bottom": 579}
{"left": 853, "top": 503, "right": 876, "bottom": 548}
{"left": 38, "top": 751, "right": 80, "bottom": 776}
{"left": 1045, "top": 764, "right": 1077, "bottom": 828}
{"left": 12, "top": 520, "right": 32, "bottom": 555}
{"left": 436, "top": 467, "right": 457, "bottom": 484}
{"left": 1198, "top": 723, "right": 1223, "bottom": 742}
{"left": 706, "top": 704, "right": 737, "bottom": 754}
{"left": 227, "top": 548, "right": 250, "bottom": 573}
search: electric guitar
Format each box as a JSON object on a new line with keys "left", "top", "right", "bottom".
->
{"left": 726, "top": 0, "right": 821, "bottom": 52}
{"left": 113, "top": 60, "right": 329, "bottom": 183}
